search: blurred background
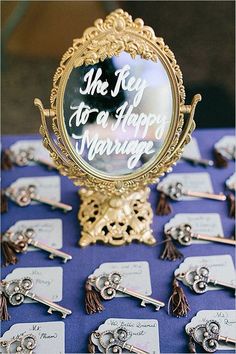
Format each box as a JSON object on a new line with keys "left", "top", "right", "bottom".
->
{"left": 1, "top": 0, "right": 235, "bottom": 135}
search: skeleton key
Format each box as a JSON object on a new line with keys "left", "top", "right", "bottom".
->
{"left": 9, "top": 147, "right": 56, "bottom": 170}
{"left": 4, "top": 184, "right": 72, "bottom": 212}
{"left": 166, "top": 182, "right": 226, "bottom": 201}
{"left": 187, "top": 320, "right": 236, "bottom": 352}
{"left": 1, "top": 277, "right": 72, "bottom": 318}
{"left": 179, "top": 266, "right": 236, "bottom": 294}
{"left": 182, "top": 156, "right": 214, "bottom": 167}
{"left": 4, "top": 228, "right": 72, "bottom": 263}
{"left": 0, "top": 333, "right": 37, "bottom": 354}
{"left": 91, "top": 272, "right": 165, "bottom": 311}
{"left": 166, "top": 223, "right": 236, "bottom": 246}
{"left": 91, "top": 327, "right": 149, "bottom": 354}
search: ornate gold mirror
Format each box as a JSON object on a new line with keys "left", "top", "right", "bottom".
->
{"left": 35, "top": 9, "right": 201, "bottom": 247}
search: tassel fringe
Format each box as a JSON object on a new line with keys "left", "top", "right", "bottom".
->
{"left": 1, "top": 149, "right": 13, "bottom": 170}
{"left": 1, "top": 239, "right": 24, "bottom": 267}
{"left": 214, "top": 149, "right": 228, "bottom": 168}
{"left": 227, "top": 193, "right": 235, "bottom": 218}
{"left": 160, "top": 236, "right": 183, "bottom": 261}
{"left": 1, "top": 191, "right": 8, "bottom": 214}
{"left": 85, "top": 280, "right": 104, "bottom": 314}
{"left": 156, "top": 192, "right": 172, "bottom": 216}
{"left": 0, "top": 289, "right": 10, "bottom": 320}
{"left": 88, "top": 333, "right": 96, "bottom": 353}
{"left": 168, "top": 278, "right": 190, "bottom": 317}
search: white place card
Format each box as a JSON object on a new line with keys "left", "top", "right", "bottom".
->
{"left": 175, "top": 255, "right": 236, "bottom": 290}
{"left": 4, "top": 267, "right": 63, "bottom": 303}
{"left": 186, "top": 310, "right": 236, "bottom": 351}
{"left": 91, "top": 261, "right": 152, "bottom": 297}
{"left": 0, "top": 322, "right": 65, "bottom": 354}
{"left": 92, "top": 318, "right": 160, "bottom": 354}
{"left": 9, "top": 140, "right": 51, "bottom": 166}
{"left": 181, "top": 137, "right": 201, "bottom": 160}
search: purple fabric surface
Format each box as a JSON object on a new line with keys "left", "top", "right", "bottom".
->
{"left": 1, "top": 129, "right": 235, "bottom": 354}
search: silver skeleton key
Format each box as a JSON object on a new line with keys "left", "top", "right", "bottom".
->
{"left": 178, "top": 266, "right": 236, "bottom": 294}
{"left": 1, "top": 277, "right": 72, "bottom": 318}
{"left": 9, "top": 147, "right": 56, "bottom": 170}
{"left": 3, "top": 228, "right": 72, "bottom": 263}
{"left": 181, "top": 156, "right": 214, "bottom": 167}
{"left": 0, "top": 333, "right": 37, "bottom": 354}
{"left": 90, "top": 272, "right": 165, "bottom": 311}
{"left": 166, "top": 223, "right": 236, "bottom": 246}
{"left": 91, "top": 327, "right": 149, "bottom": 354}
{"left": 166, "top": 182, "right": 226, "bottom": 201}
{"left": 187, "top": 320, "right": 236, "bottom": 352}
{"left": 4, "top": 184, "right": 72, "bottom": 212}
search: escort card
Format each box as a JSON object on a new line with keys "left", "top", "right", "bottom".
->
{"left": 4, "top": 267, "right": 63, "bottom": 302}
{"left": 157, "top": 172, "right": 214, "bottom": 200}
{"left": 8, "top": 219, "right": 63, "bottom": 251}
{"left": 90, "top": 261, "right": 152, "bottom": 297}
{"left": 165, "top": 213, "right": 224, "bottom": 244}
{"left": 0, "top": 322, "right": 65, "bottom": 354}
{"left": 186, "top": 310, "right": 236, "bottom": 351}
{"left": 175, "top": 255, "right": 236, "bottom": 290}
{"left": 181, "top": 137, "right": 201, "bottom": 160}
{"left": 10, "top": 176, "right": 61, "bottom": 204}
{"left": 9, "top": 140, "right": 51, "bottom": 166}
{"left": 92, "top": 318, "right": 160, "bottom": 354}
{"left": 215, "top": 136, "right": 236, "bottom": 160}
{"left": 226, "top": 172, "right": 236, "bottom": 191}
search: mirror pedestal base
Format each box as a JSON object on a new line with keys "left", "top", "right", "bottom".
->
{"left": 78, "top": 187, "right": 156, "bottom": 247}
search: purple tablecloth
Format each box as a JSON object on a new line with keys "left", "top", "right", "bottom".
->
{"left": 1, "top": 129, "right": 235, "bottom": 353}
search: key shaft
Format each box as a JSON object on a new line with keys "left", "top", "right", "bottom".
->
{"left": 26, "top": 291, "right": 71, "bottom": 318}
{"left": 116, "top": 285, "right": 165, "bottom": 310}
{"left": 184, "top": 190, "right": 226, "bottom": 201}
{"left": 208, "top": 278, "right": 236, "bottom": 291}
{"left": 192, "top": 233, "right": 236, "bottom": 246}
{"left": 124, "top": 343, "right": 149, "bottom": 354}
{"left": 219, "top": 335, "right": 236, "bottom": 345}
{"left": 29, "top": 239, "right": 72, "bottom": 262}
{"left": 182, "top": 156, "right": 214, "bottom": 167}
{"left": 31, "top": 195, "right": 72, "bottom": 212}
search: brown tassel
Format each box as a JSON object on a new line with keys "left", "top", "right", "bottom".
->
{"left": 88, "top": 333, "right": 96, "bottom": 353}
{"left": 85, "top": 280, "right": 104, "bottom": 314}
{"left": 188, "top": 333, "right": 197, "bottom": 353}
{"left": 1, "top": 149, "right": 13, "bottom": 170}
{"left": 214, "top": 149, "right": 228, "bottom": 168}
{"left": 227, "top": 193, "right": 235, "bottom": 218}
{"left": 0, "top": 289, "right": 10, "bottom": 320}
{"left": 156, "top": 192, "right": 172, "bottom": 216}
{"left": 1, "top": 190, "right": 8, "bottom": 214}
{"left": 160, "top": 235, "right": 183, "bottom": 261}
{"left": 1, "top": 239, "right": 24, "bottom": 267}
{"left": 168, "top": 278, "right": 190, "bottom": 317}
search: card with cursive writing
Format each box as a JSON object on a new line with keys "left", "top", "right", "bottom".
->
{"left": 175, "top": 255, "right": 236, "bottom": 290}
{"left": 9, "top": 140, "right": 51, "bottom": 166}
{"left": 4, "top": 267, "right": 63, "bottom": 302}
{"left": 92, "top": 318, "right": 159, "bottom": 354}
{"left": 157, "top": 172, "right": 214, "bottom": 200}
{"left": 8, "top": 219, "right": 63, "bottom": 251}
{"left": 90, "top": 261, "right": 152, "bottom": 297}
{"left": 0, "top": 322, "right": 65, "bottom": 354}
{"left": 186, "top": 310, "right": 236, "bottom": 351}
{"left": 10, "top": 176, "right": 61, "bottom": 204}
{"left": 165, "top": 213, "right": 224, "bottom": 244}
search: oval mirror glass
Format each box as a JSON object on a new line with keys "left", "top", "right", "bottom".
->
{"left": 63, "top": 52, "right": 173, "bottom": 176}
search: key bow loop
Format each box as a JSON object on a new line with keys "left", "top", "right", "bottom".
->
{"left": 167, "top": 182, "right": 184, "bottom": 200}
{"left": 185, "top": 266, "right": 210, "bottom": 293}
{"left": 94, "top": 272, "right": 122, "bottom": 300}
{"left": 190, "top": 320, "right": 220, "bottom": 352}
{"left": 167, "top": 223, "right": 193, "bottom": 246}
{"left": 0, "top": 333, "right": 37, "bottom": 354}
{"left": 96, "top": 327, "right": 131, "bottom": 354}
{"left": 3, "top": 277, "right": 33, "bottom": 306}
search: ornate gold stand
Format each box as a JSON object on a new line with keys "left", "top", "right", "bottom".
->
{"left": 78, "top": 187, "right": 156, "bottom": 246}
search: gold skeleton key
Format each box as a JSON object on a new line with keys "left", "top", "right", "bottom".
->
{"left": 166, "top": 223, "right": 236, "bottom": 246}
{"left": 1, "top": 277, "right": 72, "bottom": 319}
{"left": 90, "top": 272, "right": 165, "bottom": 311}
{"left": 4, "top": 228, "right": 72, "bottom": 263}
{"left": 5, "top": 185, "right": 72, "bottom": 212}
{"left": 166, "top": 182, "right": 226, "bottom": 201}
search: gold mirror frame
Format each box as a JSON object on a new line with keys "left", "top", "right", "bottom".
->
{"left": 35, "top": 9, "right": 201, "bottom": 247}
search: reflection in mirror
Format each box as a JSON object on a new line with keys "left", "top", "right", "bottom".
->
{"left": 63, "top": 52, "right": 173, "bottom": 176}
